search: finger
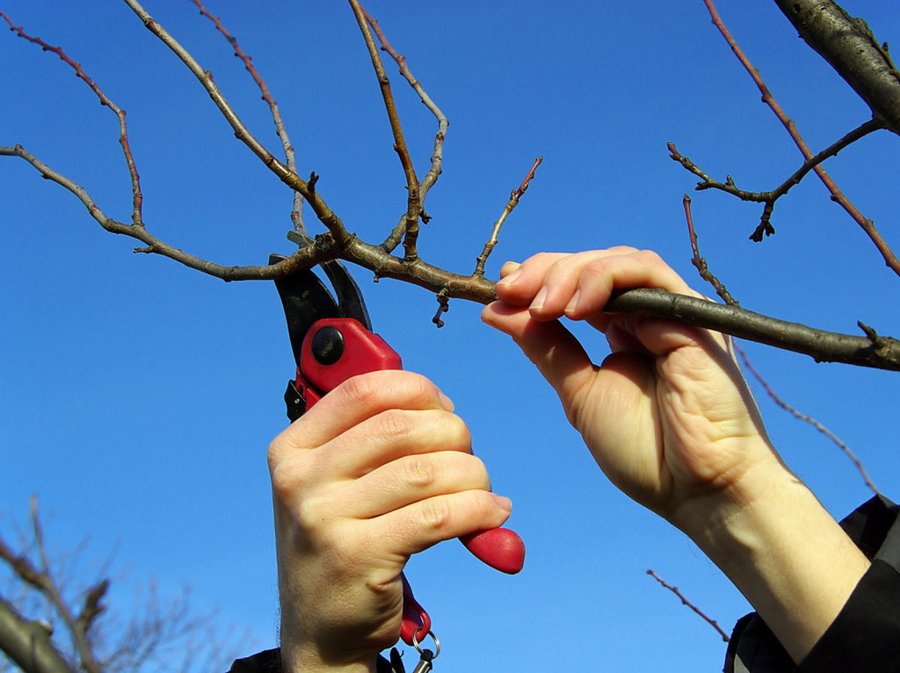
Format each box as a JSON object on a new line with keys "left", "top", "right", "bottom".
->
{"left": 494, "top": 248, "right": 639, "bottom": 309}
{"left": 336, "top": 451, "right": 491, "bottom": 519}
{"left": 561, "top": 250, "right": 698, "bottom": 321}
{"left": 372, "top": 489, "right": 513, "bottom": 557}
{"left": 482, "top": 302, "right": 596, "bottom": 424}
{"left": 317, "top": 408, "right": 473, "bottom": 481}
{"left": 270, "top": 370, "right": 453, "bottom": 459}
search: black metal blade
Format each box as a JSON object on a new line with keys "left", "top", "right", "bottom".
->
{"left": 283, "top": 231, "right": 373, "bottom": 331}
{"left": 270, "top": 253, "right": 342, "bottom": 366}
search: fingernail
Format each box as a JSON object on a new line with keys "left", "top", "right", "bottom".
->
{"left": 564, "top": 291, "right": 580, "bottom": 316}
{"left": 438, "top": 392, "right": 455, "bottom": 411}
{"left": 497, "top": 268, "right": 522, "bottom": 288}
{"left": 529, "top": 287, "right": 547, "bottom": 312}
{"left": 492, "top": 494, "right": 512, "bottom": 512}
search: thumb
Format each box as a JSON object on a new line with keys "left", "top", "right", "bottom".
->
{"left": 482, "top": 301, "right": 596, "bottom": 420}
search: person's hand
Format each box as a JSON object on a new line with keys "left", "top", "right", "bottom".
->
{"left": 268, "top": 370, "right": 512, "bottom": 673}
{"left": 482, "top": 248, "right": 775, "bottom": 535}
{"left": 482, "top": 248, "right": 869, "bottom": 662}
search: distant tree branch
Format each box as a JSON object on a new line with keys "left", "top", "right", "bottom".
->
{"left": 0, "top": 595, "right": 73, "bottom": 673}
{"left": 646, "top": 570, "right": 730, "bottom": 642}
{"left": 736, "top": 344, "right": 880, "bottom": 495}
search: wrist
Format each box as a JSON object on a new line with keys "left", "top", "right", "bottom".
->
{"left": 678, "top": 451, "right": 869, "bottom": 662}
{"left": 279, "top": 639, "right": 378, "bottom": 673}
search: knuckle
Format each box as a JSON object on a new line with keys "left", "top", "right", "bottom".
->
{"left": 634, "top": 248, "right": 664, "bottom": 266}
{"left": 269, "top": 458, "right": 310, "bottom": 502}
{"left": 401, "top": 455, "right": 437, "bottom": 490}
{"left": 373, "top": 409, "right": 416, "bottom": 441}
{"left": 441, "top": 412, "right": 472, "bottom": 450}
{"left": 419, "top": 499, "right": 455, "bottom": 534}
{"left": 340, "top": 373, "right": 383, "bottom": 408}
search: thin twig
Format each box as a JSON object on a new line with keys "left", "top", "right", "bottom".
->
{"left": 361, "top": 6, "right": 450, "bottom": 253}
{"left": 646, "top": 570, "right": 730, "bottom": 642}
{"left": 0, "top": 10, "right": 144, "bottom": 226}
{"left": 348, "top": 0, "right": 422, "bottom": 261}
{"left": 735, "top": 344, "right": 880, "bottom": 495}
{"left": 121, "top": 0, "right": 352, "bottom": 247}
{"left": 474, "top": 156, "right": 543, "bottom": 276}
{"left": 432, "top": 290, "right": 450, "bottom": 328}
{"left": 702, "top": 0, "right": 900, "bottom": 275}
{"left": 669, "top": 118, "right": 885, "bottom": 240}
{"left": 683, "top": 195, "right": 739, "bottom": 306}
{"left": 191, "top": 0, "right": 304, "bottom": 232}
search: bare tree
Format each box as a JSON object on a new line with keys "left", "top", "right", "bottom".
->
{"left": 0, "top": 500, "right": 239, "bottom": 673}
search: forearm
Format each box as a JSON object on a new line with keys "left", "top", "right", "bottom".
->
{"left": 684, "top": 453, "right": 870, "bottom": 663}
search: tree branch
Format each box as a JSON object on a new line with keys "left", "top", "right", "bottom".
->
{"left": 474, "top": 157, "right": 543, "bottom": 277}
{"left": 668, "top": 117, "right": 885, "bottom": 240}
{"left": 190, "top": 0, "right": 305, "bottom": 232}
{"left": 697, "top": 0, "right": 900, "bottom": 275}
{"left": 0, "top": 596, "right": 74, "bottom": 673}
{"left": 735, "top": 344, "right": 880, "bottom": 495}
{"left": 646, "top": 570, "right": 730, "bottom": 642}
{"left": 348, "top": 0, "right": 422, "bottom": 261}
{"left": 773, "top": 0, "right": 900, "bottom": 136}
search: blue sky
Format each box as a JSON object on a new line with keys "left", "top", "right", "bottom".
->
{"left": 2, "top": 2, "right": 899, "bottom": 671}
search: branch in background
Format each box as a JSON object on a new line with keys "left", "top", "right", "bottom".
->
{"left": 681, "top": 0, "right": 900, "bottom": 276}
{"left": 646, "top": 570, "right": 730, "bottom": 642}
{"left": 190, "top": 0, "right": 305, "bottom": 233}
{"left": 682, "top": 194, "right": 739, "bottom": 306}
{"left": 473, "top": 156, "right": 543, "bottom": 277}
{"left": 735, "top": 344, "right": 880, "bottom": 495}
{"left": 0, "top": 595, "right": 74, "bottom": 673}
{"left": 1, "top": 501, "right": 237, "bottom": 673}
{"left": 668, "top": 117, "right": 884, "bottom": 241}
{"left": 773, "top": 0, "right": 900, "bottom": 136}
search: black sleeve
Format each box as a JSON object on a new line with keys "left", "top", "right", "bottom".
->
{"left": 726, "top": 496, "right": 900, "bottom": 673}
{"left": 226, "top": 648, "right": 397, "bottom": 673}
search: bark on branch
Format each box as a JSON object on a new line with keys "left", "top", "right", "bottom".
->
{"left": 774, "top": 0, "right": 900, "bottom": 136}
{"left": 0, "top": 596, "right": 74, "bottom": 673}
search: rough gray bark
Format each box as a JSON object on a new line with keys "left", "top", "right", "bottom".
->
{"left": 774, "top": 0, "right": 900, "bottom": 135}
{"left": 0, "top": 597, "right": 74, "bottom": 673}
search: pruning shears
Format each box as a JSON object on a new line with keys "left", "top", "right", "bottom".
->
{"left": 271, "top": 235, "right": 525, "bottom": 647}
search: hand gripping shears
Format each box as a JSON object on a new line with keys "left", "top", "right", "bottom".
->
{"left": 271, "top": 241, "right": 525, "bottom": 646}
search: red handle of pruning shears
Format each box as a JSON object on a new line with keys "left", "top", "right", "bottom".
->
{"left": 297, "top": 318, "right": 526, "bottom": 577}
{"left": 296, "top": 318, "right": 525, "bottom": 644}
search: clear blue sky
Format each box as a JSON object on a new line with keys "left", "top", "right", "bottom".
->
{"left": 2, "top": 2, "right": 898, "bottom": 671}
